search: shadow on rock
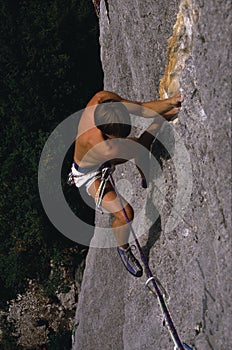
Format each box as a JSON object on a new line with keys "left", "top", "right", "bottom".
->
{"left": 151, "top": 121, "right": 176, "bottom": 169}
{"left": 142, "top": 210, "right": 162, "bottom": 263}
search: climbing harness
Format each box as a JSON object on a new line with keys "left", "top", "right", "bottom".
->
{"left": 109, "top": 173, "right": 193, "bottom": 350}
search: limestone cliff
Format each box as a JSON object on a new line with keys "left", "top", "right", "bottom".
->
{"left": 73, "top": 0, "right": 231, "bottom": 349}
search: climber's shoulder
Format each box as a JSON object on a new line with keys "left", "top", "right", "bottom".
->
{"left": 86, "top": 91, "right": 123, "bottom": 107}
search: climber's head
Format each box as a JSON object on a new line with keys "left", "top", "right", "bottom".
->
{"left": 94, "top": 99, "right": 131, "bottom": 138}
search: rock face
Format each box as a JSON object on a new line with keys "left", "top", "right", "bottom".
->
{"left": 73, "top": 1, "right": 231, "bottom": 349}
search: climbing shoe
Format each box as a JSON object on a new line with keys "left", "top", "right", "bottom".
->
{"left": 117, "top": 246, "right": 143, "bottom": 277}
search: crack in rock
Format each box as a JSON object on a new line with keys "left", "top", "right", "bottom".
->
{"left": 159, "top": 0, "right": 199, "bottom": 98}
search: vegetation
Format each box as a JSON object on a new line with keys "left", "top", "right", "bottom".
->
{"left": 0, "top": 0, "right": 101, "bottom": 307}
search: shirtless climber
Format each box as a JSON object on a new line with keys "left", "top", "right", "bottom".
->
{"left": 68, "top": 91, "right": 182, "bottom": 277}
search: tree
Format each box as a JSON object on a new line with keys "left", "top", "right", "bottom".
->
{"left": 0, "top": 0, "right": 101, "bottom": 303}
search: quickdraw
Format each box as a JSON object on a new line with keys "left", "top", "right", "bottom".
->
{"left": 95, "top": 164, "right": 115, "bottom": 212}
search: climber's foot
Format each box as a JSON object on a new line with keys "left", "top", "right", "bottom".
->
{"left": 117, "top": 245, "right": 143, "bottom": 277}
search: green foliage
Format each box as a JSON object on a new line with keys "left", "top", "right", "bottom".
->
{"left": 0, "top": 317, "right": 22, "bottom": 350}
{"left": 0, "top": 0, "right": 101, "bottom": 305}
{"left": 46, "top": 330, "right": 72, "bottom": 350}
{"left": 42, "top": 268, "right": 63, "bottom": 297}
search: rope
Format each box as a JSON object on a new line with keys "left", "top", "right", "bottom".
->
{"left": 109, "top": 173, "right": 192, "bottom": 350}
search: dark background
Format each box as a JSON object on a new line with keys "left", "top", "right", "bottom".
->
{"left": 0, "top": 1, "right": 102, "bottom": 346}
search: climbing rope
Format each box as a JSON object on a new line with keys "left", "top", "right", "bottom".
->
{"left": 93, "top": 121, "right": 194, "bottom": 348}
{"left": 108, "top": 173, "right": 193, "bottom": 350}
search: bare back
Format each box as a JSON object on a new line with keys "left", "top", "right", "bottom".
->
{"left": 74, "top": 93, "right": 121, "bottom": 167}
{"left": 73, "top": 90, "right": 182, "bottom": 168}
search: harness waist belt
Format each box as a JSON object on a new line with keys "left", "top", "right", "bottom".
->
{"left": 73, "top": 161, "right": 98, "bottom": 174}
{"left": 73, "top": 161, "right": 113, "bottom": 174}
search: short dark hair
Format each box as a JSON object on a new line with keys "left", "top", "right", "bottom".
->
{"left": 94, "top": 100, "right": 131, "bottom": 137}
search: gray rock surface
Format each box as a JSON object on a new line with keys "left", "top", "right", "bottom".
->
{"left": 73, "top": 0, "right": 231, "bottom": 349}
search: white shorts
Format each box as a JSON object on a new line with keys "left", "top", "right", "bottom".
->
{"left": 69, "top": 163, "right": 102, "bottom": 196}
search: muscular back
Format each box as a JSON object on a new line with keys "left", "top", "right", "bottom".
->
{"left": 74, "top": 92, "right": 122, "bottom": 167}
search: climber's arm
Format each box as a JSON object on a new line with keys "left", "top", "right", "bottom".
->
{"left": 86, "top": 90, "right": 182, "bottom": 119}
{"left": 121, "top": 94, "right": 183, "bottom": 119}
